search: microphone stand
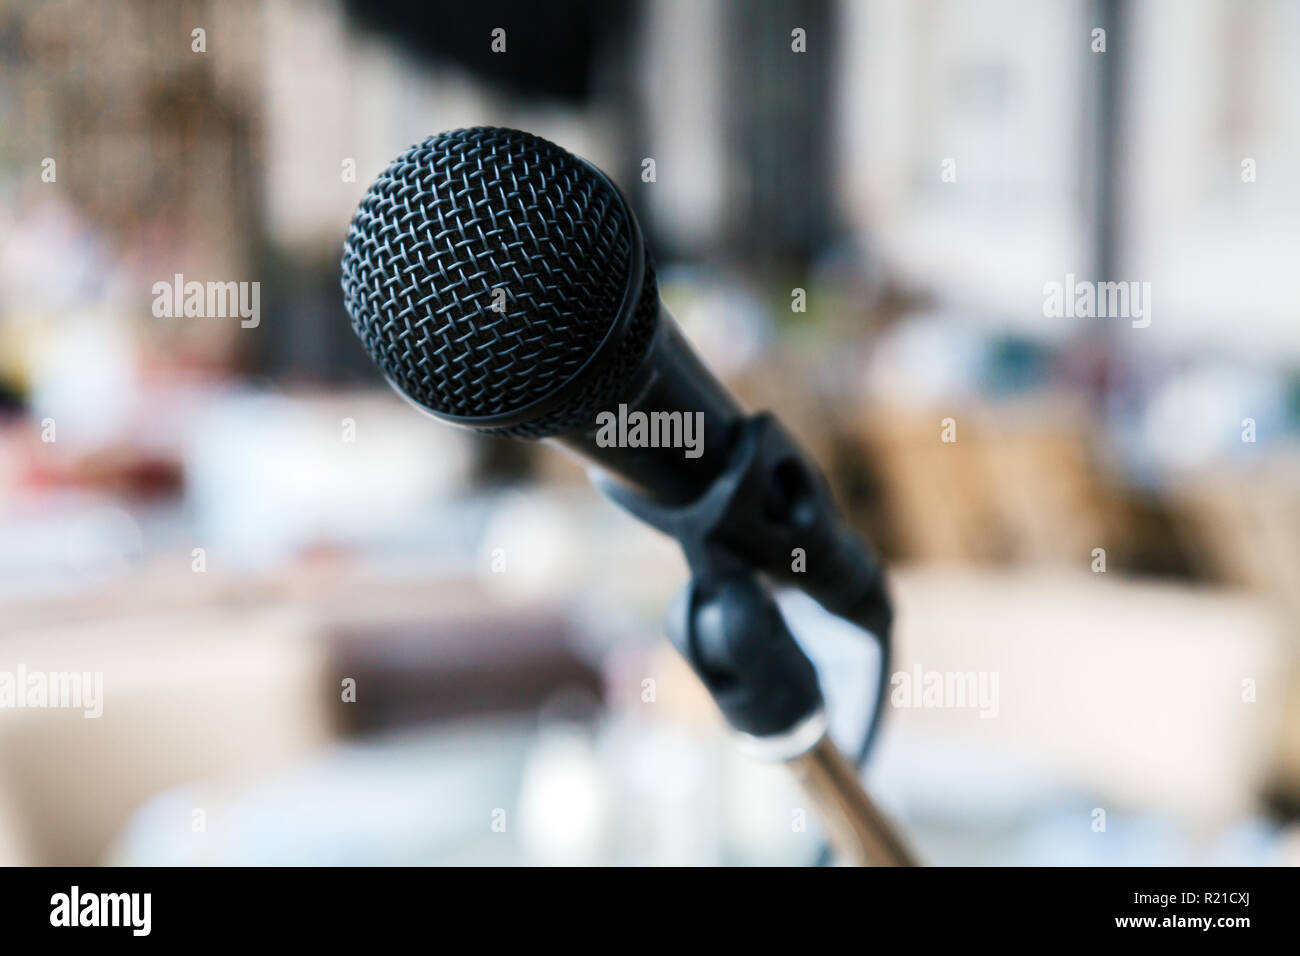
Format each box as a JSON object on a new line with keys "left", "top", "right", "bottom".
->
{"left": 595, "top": 414, "right": 918, "bottom": 866}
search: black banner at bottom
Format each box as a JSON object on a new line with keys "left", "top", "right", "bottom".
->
{"left": 0, "top": 865, "right": 1277, "bottom": 941}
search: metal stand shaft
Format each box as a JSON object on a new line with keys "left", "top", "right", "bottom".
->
{"left": 787, "top": 734, "right": 916, "bottom": 867}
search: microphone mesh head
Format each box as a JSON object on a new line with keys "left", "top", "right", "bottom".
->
{"left": 341, "top": 127, "right": 657, "bottom": 438}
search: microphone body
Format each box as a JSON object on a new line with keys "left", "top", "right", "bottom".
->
{"left": 554, "top": 309, "right": 745, "bottom": 506}
{"left": 340, "top": 126, "right": 887, "bottom": 631}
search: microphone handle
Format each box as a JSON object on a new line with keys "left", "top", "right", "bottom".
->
{"left": 556, "top": 309, "right": 746, "bottom": 507}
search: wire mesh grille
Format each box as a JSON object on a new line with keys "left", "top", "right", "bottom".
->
{"left": 341, "top": 127, "right": 655, "bottom": 436}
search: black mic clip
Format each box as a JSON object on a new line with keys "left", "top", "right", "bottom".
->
{"left": 594, "top": 412, "right": 892, "bottom": 742}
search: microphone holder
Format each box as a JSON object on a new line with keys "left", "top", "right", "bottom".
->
{"left": 595, "top": 414, "right": 917, "bottom": 866}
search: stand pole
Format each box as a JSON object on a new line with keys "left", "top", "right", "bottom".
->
{"left": 786, "top": 734, "right": 917, "bottom": 867}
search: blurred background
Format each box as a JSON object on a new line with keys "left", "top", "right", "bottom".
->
{"left": 1, "top": 0, "right": 1299, "bottom": 866}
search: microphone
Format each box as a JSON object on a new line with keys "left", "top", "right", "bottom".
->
{"left": 340, "top": 126, "right": 740, "bottom": 507}
{"left": 340, "top": 127, "right": 888, "bottom": 632}
{"left": 338, "top": 130, "right": 915, "bottom": 866}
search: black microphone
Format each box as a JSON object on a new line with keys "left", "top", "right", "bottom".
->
{"left": 341, "top": 127, "right": 888, "bottom": 632}
{"left": 340, "top": 126, "right": 740, "bottom": 507}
